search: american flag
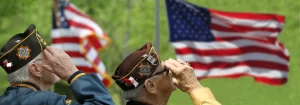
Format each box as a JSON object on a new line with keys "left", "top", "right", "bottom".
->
{"left": 51, "top": 0, "right": 112, "bottom": 87}
{"left": 166, "top": 0, "right": 289, "bottom": 85}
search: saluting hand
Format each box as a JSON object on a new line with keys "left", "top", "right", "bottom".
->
{"left": 42, "top": 46, "right": 78, "bottom": 81}
{"left": 164, "top": 58, "right": 202, "bottom": 94}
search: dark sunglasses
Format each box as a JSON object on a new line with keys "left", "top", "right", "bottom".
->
{"left": 150, "top": 67, "right": 169, "bottom": 77}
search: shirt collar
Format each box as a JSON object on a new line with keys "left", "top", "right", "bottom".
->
{"left": 11, "top": 82, "right": 41, "bottom": 91}
{"left": 126, "top": 100, "right": 150, "bottom": 105}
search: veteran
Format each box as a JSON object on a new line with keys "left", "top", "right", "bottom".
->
{"left": 112, "top": 42, "right": 221, "bottom": 105}
{"left": 0, "top": 24, "right": 114, "bottom": 105}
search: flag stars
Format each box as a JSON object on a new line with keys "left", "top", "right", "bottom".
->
{"left": 172, "top": 15, "right": 176, "bottom": 19}
{"left": 179, "top": 15, "right": 183, "bottom": 19}
{"left": 60, "top": 17, "right": 65, "bottom": 21}
{"left": 195, "top": 26, "right": 199, "bottom": 30}
{"left": 167, "top": 0, "right": 215, "bottom": 42}
{"left": 185, "top": 30, "right": 189, "bottom": 34}
{"left": 175, "top": 10, "right": 179, "bottom": 15}
{"left": 171, "top": 5, "right": 175, "bottom": 9}
{"left": 174, "top": 25, "right": 177, "bottom": 29}
{"left": 178, "top": 30, "right": 182, "bottom": 33}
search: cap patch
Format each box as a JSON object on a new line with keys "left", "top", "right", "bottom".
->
{"left": 3, "top": 60, "right": 13, "bottom": 70}
{"left": 138, "top": 64, "right": 151, "bottom": 78}
{"left": 141, "top": 54, "right": 147, "bottom": 58}
{"left": 15, "top": 40, "right": 21, "bottom": 43}
{"left": 37, "top": 33, "right": 47, "bottom": 46}
{"left": 129, "top": 77, "right": 139, "bottom": 87}
{"left": 147, "top": 55, "right": 157, "bottom": 65}
{"left": 16, "top": 45, "right": 31, "bottom": 60}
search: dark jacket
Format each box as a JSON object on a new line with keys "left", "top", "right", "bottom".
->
{"left": 126, "top": 100, "right": 149, "bottom": 105}
{"left": 0, "top": 73, "right": 115, "bottom": 105}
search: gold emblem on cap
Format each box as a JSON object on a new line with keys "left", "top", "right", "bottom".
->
{"left": 16, "top": 45, "right": 31, "bottom": 60}
{"left": 137, "top": 63, "right": 152, "bottom": 78}
{"left": 36, "top": 33, "right": 47, "bottom": 46}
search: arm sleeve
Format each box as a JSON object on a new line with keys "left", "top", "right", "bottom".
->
{"left": 69, "top": 73, "right": 115, "bottom": 105}
{"left": 189, "top": 87, "right": 221, "bottom": 105}
{"left": 44, "top": 71, "right": 115, "bottom": 105}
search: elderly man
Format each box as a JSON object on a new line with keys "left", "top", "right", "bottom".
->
{"left": 112, "top": 42, "right": 221, "bottom": 105}
{"left": 0, "top": 24, "right": 114, "bottom": 105}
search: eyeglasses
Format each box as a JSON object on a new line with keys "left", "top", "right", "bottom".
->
{"left": 150, "top": 67, "right": 169, "bottom": 77}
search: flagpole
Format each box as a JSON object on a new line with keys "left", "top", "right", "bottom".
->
{"left": 155, "top": 0, "right": 160, "bottom": 55}
{"left": 51, "top": 0, "right": 61, "bottom": 93}
{"left": 120, "top": 0, "right": 132, "bottom": 105}
{"left": 53, "top": 0, "right": 61, "bottom": 28}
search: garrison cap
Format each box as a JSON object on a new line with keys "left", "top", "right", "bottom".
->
{"left": 0, "top": 24, "right": 47, "bottom": 74}
{"left": 112, "top": 42, "right": 161, "bottom": 91}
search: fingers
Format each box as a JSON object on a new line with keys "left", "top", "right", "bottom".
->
{"left": 165, "top": 58, "right": 187, "bottom": 75}
{"left": 177, "top": 59, "right": 186, "bottom": 65}
{"left": 166, "top": 59, "right": 182, "bottom": 67}
{"left": 177, "top": 59, "right": 191, "bottom": 66}
{"left": 172, "top": 77, "right": 179, "bottom": 86}
{"left": 41, "top": 64, "right": 54, "bottom": 73}
{"left": 164, "top": 61, "right": 180, "bottom": 75}
{"left": 45, "top": 46, "right": 56, "bottom": 55}
{"left": 43, "top": 49, "right": 52, "bottom": 60}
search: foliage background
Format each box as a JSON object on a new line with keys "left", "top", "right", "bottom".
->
{"left": 0, "top": 0, "right": 299, "bottom": 105}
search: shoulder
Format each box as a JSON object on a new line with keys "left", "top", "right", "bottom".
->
{"left": 1, "top": 87, "right": 67, "bottom": 105}
{"left": 26, "top": 91, "right": 68, "bottom": 104}
{"left": 20, "top": 90, "right": 68, "bottom": 105}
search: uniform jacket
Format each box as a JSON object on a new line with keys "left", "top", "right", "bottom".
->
{"left": 0, "top": 73, "right": 115, "bottom": 105}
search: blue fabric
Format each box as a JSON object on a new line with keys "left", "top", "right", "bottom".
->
{"left": 0, "top": 74, "right": 115, "bottom": 105}
{"left": 166, "top": 0, "right": 215, "bottom": 42}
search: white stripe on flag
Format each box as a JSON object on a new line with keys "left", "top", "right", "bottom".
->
{"left": 171, "top": 40, "right": 282, "bottom": 50}
{"left": 51, "top": 43, "right": 82, "bottom": 52}
{"left": 211, "top": 13, "right": 284, "bottom": 29}
{"left": 64, "top": 9, "right": 104, "bottom": 37}
{"left": 176, "top": 53, "right": 288, "bottom": 65}
{"left": 211, "top": 30, "right": 279, "bottom": 38}
{"left": 72, "top": 57, "right": 93, "bottom": 67}
{"left": 194, "top": 66, "right": 288, "bottom": 78}
{"left": 98, "top": 61, "right": 106, "bottom": 72}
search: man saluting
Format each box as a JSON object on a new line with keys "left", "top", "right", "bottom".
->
{"left": 0, "top": 24, "right": 115, "bottom": 105}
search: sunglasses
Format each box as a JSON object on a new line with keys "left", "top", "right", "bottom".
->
{"left": 150, "top": 67, "right": 170, "bottom": 77}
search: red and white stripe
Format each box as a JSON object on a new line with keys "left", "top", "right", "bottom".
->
{"left": 51, "top": 4, "right": 111, "bottom": 87}
{"left": 172, "top": 9, "right": 289, "bottom": 85}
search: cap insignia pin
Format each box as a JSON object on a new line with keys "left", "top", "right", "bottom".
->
{"left": 16, "top": 45, "right": 31, "bottom": 60}
{"left": 138, "top": 64, "right": 151, "bottom": 77}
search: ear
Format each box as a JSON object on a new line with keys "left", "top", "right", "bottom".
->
{"left": 144, "top": 79, "right": 157, "bottom": 94}
{"left": 28, "top": 63, "right": 42, "bottom": 78}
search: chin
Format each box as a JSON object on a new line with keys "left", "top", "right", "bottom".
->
{"left": 171, "top": 85, "right": 177, "bottom": 92}
{"left": 54, "top": 78, "right": 61, "bottom": 83}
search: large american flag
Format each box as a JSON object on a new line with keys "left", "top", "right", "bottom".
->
{"left": 51, "top": 0, "right": 112, "bottom": 87}
{"left": 166, "top": 0, "right": 289, "bottom": 85}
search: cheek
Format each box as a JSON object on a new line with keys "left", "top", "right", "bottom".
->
{"left": 160, "top": 76, "right": 174, "bottom": 88}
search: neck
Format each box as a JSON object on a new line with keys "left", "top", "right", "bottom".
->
{"left": 139, "top": 93, "right": 171, "bottom": 105}
{"left": 28, "top": 77, "right": 52, "bottom": 91}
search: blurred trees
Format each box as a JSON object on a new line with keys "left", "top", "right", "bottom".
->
{"left": 1, "top": 0, "right": 300, "bottom": 105}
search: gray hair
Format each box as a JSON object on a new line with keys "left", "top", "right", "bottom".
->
{"left": 7, "top": 53, "right": 42, "bottom": 83}
{"left": 123, "top": 84, "right": 144, "bottom": 100}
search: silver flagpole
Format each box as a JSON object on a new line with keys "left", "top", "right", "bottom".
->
{"left": 155, "top": 0, "right": 160, "bottom": 55}
{"left": 120, "top": 0, "right": 132, "bottom": 105}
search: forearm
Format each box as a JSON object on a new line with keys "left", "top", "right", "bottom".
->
{"left": 189, "top": 87, "right": 221, "bottom": 105}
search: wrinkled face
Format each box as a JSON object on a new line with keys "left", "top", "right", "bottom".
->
{"left": 33, "top": 54, "right": 60, "bottom": 84}
{"left": 152, "top": 62, "right": 176, "bottom": 94}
